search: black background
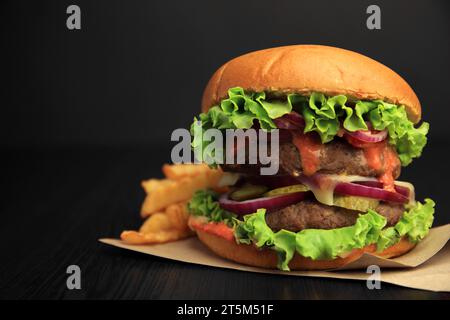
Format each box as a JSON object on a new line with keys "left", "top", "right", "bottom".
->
{"left": 1, "top": 0, "right": 449, "bottom": 299}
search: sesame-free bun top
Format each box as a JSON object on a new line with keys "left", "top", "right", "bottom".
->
{"left": 201, "top": 45, "right": 421, "bottom": 123}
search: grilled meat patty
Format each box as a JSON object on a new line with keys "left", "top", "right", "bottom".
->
{"left": 279, "top": 141, "right": 401, "bottom": 178}
{"left": 221, "top": 140, "right": 401, "bottom": 178}
{"left": 265, "top": 200, "right": 404, "bottom": 232}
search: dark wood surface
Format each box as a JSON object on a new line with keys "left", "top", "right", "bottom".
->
{"left": 1, "top": 145, "right": 449, "bottom": 300}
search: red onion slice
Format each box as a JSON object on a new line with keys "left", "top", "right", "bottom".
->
{"left": 353, "top": 181, "right": 410, "bottom": 198}
{"left": 273, "top": 112, "right": 305, "bottom": 130}
{"left": 345, "top": 126, "right": 388, "bottom": 143}
{"left": 273, "top": 118, "right": 295, "bottom": 130}
{"left": 334, "top": 182, "right": 408, "bottom": 204}
{"left": 295, "top": 173, "right": 411, "bottom": 205}
{"left": 284, "top": 111, "right": 305, "bottom": 126}
{"left": 219, "top": 191, "right": 308, "bottom": 215}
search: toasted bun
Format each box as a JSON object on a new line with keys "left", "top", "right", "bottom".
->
{"left": 195, "top": 229, "right": 416, "bottom": 271}
{"left": 201, "top": 45, "right": 421, "bottom": 123}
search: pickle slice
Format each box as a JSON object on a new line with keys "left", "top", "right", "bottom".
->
{"left": 333, "top": 195, "right": 379, "bottom": 212}
{"left": 263, "top": 184, "right": 309, "bottom": 197}
{"left": 230, "top": 184, "right": 268, "bottom": 201}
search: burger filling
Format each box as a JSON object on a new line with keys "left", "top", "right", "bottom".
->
{"left": 222, "top": 139, "right": 401, "bottom": 178}
{"left": 187, "top": 87, "right": 435, "bottom": 270}
{"left": 265, "top": 200, "right": 405, "bottom": 232}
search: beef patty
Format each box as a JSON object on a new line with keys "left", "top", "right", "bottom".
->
{"left": 279, "top": 141, "right": 401, "bottom": 178}
{"left": 265, "top": 200, "right": 404, "bottom": 232}
{"left": 221, "top": 140, "right": 401, "bottom": 178}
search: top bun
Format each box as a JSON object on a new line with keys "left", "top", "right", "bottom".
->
{"left": 201, "top": 45, "right": 421, "bottom": 123}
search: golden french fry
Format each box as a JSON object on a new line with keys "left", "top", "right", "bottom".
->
{"left": 141, "top": 164, "right": 224, "bottom": 216}
{"left": 166, "top": 202, "right": 189, "bottom": 231}
{"left": 205, "top": 169, "right": 223, "bottom": 187}
{"left": 122, "top": 163, "right": 226, "bottom": 245}
{"left": 140, "top": 172, "right": 221, "bottom": 217}
{"left": 162, "top": 163, "right": 216, "bottom": 180}
{"left": 141, "top": 179, "right": 172, "bottom": 194}
{"left": 121, "top": 201, "right": 194, "bottom": 245}
{"left": 139, "top": 213, "right": 172, "bottom": 233}
{"left": 120, "top": 230, "right": 187, "bottom": 245}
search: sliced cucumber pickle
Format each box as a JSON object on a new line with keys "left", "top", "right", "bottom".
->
{"left": 263, "top": 184, "right": 309, "bottom": 197}
{"left": 333, "top": 195, "right": 379, "bottom": 212}
{"left": 230, "top": 184, "right": 268, "bottom": 201}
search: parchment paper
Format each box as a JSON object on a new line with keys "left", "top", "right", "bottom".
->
{"left": 100, "top": 224, "right": 450, "bottom": 292}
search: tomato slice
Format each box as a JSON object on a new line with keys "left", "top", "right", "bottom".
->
{"left": 190, "top": 218, "right": 234, "bottom": 241}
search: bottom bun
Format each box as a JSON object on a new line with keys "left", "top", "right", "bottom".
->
{"left": 196, "top": 229, "right": 416, "bottom": 270}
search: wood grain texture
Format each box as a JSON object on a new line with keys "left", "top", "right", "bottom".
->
{"left": 0, "top": 146, "right": 448, "bottom": 300}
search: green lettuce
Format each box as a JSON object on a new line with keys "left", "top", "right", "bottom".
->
{"left": 187, "top": 189, "right": 435, "bottom": 271}
{"left": 191, "top": 87, "right": 429, "bottom": 166}
{"left": 234, "top": 199, "right": 435, "bottom": 271}
{"left": 190, "top": 87, "right": 287, "bottom": 166}
{"left": 187, "top": 190, "right": 237, "bottom": 226}
{"left": 378, "top": 198, "right": 435, "bottom": 249}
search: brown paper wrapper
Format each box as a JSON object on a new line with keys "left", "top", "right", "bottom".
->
{"left": 100, "top": 224, "right": 450, "bottom": 292}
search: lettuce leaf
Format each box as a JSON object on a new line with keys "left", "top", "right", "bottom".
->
{"left": 377, "top": 199, "right": 435, "bottom": 251}
{"left": 366, "top": 101, "right": 429, "bottom": 166}
{"left": 187, "top": 190, "right": 237, "bottom": 226}
{"left": 234, "top": 199, "right": 435, "bottom": 271}
{"left": 392, "top": 198, "right": 435, "bottom": 242}
{"left": 191, "top": 87, "right": 429, "bottom": 166}
{"left": 189, "top": 188, "right": 435, "bottom": 270}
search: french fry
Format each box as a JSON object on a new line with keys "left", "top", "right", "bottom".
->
{"left": 122, "top": 201, "right": 194, "bottom": 245}
{"left": 120, "top": 230, "right": 187, "bottom": 245}
{"left": 165, "top": 202, "right": 189, "bottom": 231}
{"left": 139, "top": 213, "right": 171, "bottom": 233}
{"left": 141, "top": 179, "right": 172, "bottom": 194}
{"left": 162, "top": 163, "right": 218, "bottom": 180}
{"left": 140, "top": 171, "right": 222, "bottom": 217}
{"left": 122, "top": 163, "right": 226, "bottom": 245}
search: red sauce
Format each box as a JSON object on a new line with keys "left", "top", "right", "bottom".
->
{"left": 292, "top": 131, "right": 399, "bottom": 191}
{"left": 190, "top": 219, "right": 234, "bottom": 241}
{"left": 363, "top": 142, "right": 385, "bottom": 172}
{"left": 292, "top": 131, "right": 323, "bottom": 176}
{"left": 379, "top": 147, "right": 399, "bottom": 192}
{"left": 363, "top": 141, "right": 399, "bottom": 192}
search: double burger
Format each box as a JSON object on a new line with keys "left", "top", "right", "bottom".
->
{"left": 187, "top": 45, "right": 435, "bottom": 270}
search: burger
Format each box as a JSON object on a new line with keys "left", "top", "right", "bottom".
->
{"left": 186, "top": 45, "right": 435, "bottom": 271}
